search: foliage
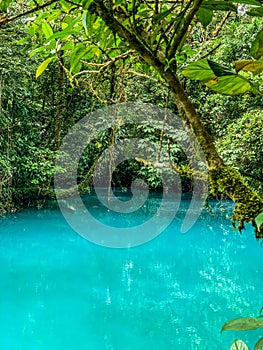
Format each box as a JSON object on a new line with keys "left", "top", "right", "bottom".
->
{"left": 221, "top": 312, "right": 263, "bottom": 349}
{"left": 1, "top": 0, "right": 263, "bottom": 239}
{"left": 216, "top": 110, "right": 263, "bottom": 193}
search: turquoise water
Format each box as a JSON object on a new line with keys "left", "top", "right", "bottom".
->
{"left": 0, "top": 194, "right": 262, "bottom": 349}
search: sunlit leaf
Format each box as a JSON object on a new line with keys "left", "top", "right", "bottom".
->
{"left": 251, "top": 29, "right": 263, "bottom": 59}
{"left": 254, "top": 337, "right": 263, "bottom": 350}
{"left": 42, "top": 22, "right": 54, "bottom": 39}
{"left": 221, "top": 318, "right": 263, "bottom": 332}
{"left": 36, "top": 57, "right": 54, "bottom": 78}
{"left": 230, "top": 340, "right": 249, "bottom": 350}
{"left": 255, "top": 212, "right": 263, "bottom": 229}
{"left": 82, "top": 12, "right": 88, "bottom": 33}
{"left": 70, "top": 43, "right": 88, "bottom": 73}
{"left": 181, "top": 59, "right": 216, "bottom": 82}
{"left": 234, "top": 60, "right": 263, "bottom": 76}
{"left": 206, "top": 76, "right": 251, "bottom": 95}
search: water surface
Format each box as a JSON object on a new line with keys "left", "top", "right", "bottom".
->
{"left": 0, "top": 194, "right": 262, "bottom": 349}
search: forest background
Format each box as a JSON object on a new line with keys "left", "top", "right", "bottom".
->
{"left": 0, "top": 0, "right": 263, "bottom": 238}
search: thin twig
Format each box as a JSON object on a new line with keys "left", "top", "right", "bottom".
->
{"left": 0, "top": 0, "right": 58, "bottom": 26}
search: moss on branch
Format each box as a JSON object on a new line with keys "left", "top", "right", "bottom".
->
{"left": 210, "top": 166, "right": 263, "bottom": 239}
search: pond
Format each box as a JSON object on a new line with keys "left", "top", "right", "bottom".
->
{"left": 0, "top": 192, "right": 262, "bottom": 350}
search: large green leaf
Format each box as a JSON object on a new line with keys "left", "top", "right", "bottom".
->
{"left": 251, "top": 29, "right": 263, "bottom": 59}
{"left": 201, "top": 1, "right": 237, "bottom": 12}
{"left": 221, "top": 317, "right": 263, "bottom": 332}
{"left": 36, "top": 57, "right": 54, "bottom": 79}
{"left": 208, "top": 60, "right": 236, "bottom": 77}
{"left": 255, "top": 337, "right": 263, "bottom": 350}
{"left": 42, "top": 22, "right": 54, "bottom": 39}
{"left": 70, "top": 43, "right": 88, "bottom": 73}
{"left": 196, "top": 8, "right": 213, "bottom": 27}
{"left": 181, "top": 59, "right": 216, "bottom": 82}
{"left": 230, "top": 340, "right": 249, "bottom": 350}
{"left": 255, "top": 212, "right": 263, "bottom": 229}
{"left": 234, "top": 60, "right": 263, "bottom": 76}
{"left": 206, "top": 75, "right": 251, "bottom": 95}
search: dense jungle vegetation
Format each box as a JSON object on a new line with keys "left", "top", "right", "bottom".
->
{"left": 0, "top": 0, "right": 263, "bottom": 238}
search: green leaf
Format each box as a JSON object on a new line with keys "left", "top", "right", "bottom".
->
{"left": 247, "top": 7, "right": 263, "bottom": 17}
{"left": 42, "top": 22, "right": 54, "bottom": 39}
{"left": 82, "top": 0, "right": 93, "bottom": 10}
{"left": 153, "top": 8, "right": 174, "bottom": 24}
{"left": 196, "top": 8, "right": 213, "bottom": 27}
{"left": 234, "top": 60, "right": 263, "bottom": 76}
{"left": 255, "top": 212, "right": 263, "bottom": 229}
{"left": 231, "top": 0, "right": 260, "bottom": 5}
{"left": 251, "top": 29, "right": 263, "bottom": 59}
{"left": 230, "top": 340, "right": 249, "bottom": 350}
{"left": 221, "top": 317, "right": 263, "bottom": 332}
{"left": 181, "top": 59, "right": 216, "bottom": 82}
{"left": 82, "top": 11, "right": 88, "bottom": 33}
{"left": 0, "top": 0, "right": 12, "bottom": 11}
{"left": 201, "top": 1, "right": 237, "bottom": 12}
{"left": 255, "top": 337, "right": 263, "bottom": 350}
{"left": 29, "top": 46, "right": 46, "bottom": 58}
{"left": 208, "top": 60, "right": 236, "bottom": 77}
{"left": 70, "top": 44, "right": 88, "bottom": 73}
{"left": 48, "top": 30, "right": 80, "bottom": 40}
{"left": 36, "top": 57, "right": 54, "bottom": 79}
{"left": 206, "top": 75, "right": 251, "bottom": 95}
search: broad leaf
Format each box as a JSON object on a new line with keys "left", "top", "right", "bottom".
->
{"left": 36, "top": 57, "right": 54, "bottom": 78}
{"left": 255, "top": 337, "right": 263, "bottom": 350}
{"left": 208, "top": 60, "right": 236, "bottom": 77}
{"left": 196, "top": 8, "right": 213, "bottom": 27}
{"left": 181, "top": 59, "right": 216, "bottom": 82}
{"left": 251, "top": 29, "right": 263, "bottom": 60}
{"left": 206, "top": 76, "right": 251, "bottom": 95}
{"left": 42, "top": 22, "right": 54, "bottom": 39}
{"left": 70, "top": 44, "right": 88, "bottom": 73}
{"left": 255, "top": 212, "right": 263, "bottom": 229}
{"left": 230, "top": 340, "right": 249, "bottom": 350}
{"left": 221, "top": 317, "right": 263, "bottom": 332}
{"left": 234, "top": 60, "right": 263, "bottom": 76}
{"left": 201, "top": 1, "right": 237, "bottom": 12}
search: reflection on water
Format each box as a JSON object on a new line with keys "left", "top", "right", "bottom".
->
{"left": 0, "top": 194, "right": 262, "bottom": 349}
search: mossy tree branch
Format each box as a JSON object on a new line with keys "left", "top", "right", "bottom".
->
{"left": 93, "top": 0, "right": 263, "bottom": 238}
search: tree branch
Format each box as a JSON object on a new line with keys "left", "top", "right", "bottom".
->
{"left": 168, "top": 0, "right": 203, "bottom": 59}
{"left": 0, "top": 0, "right": 58, "bottom": 26}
